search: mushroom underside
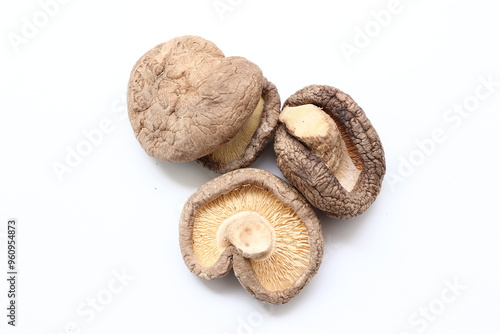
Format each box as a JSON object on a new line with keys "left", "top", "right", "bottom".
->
{"left": 279, "top": 104, "right": 363, "bottom": 192}
{"left": 192, "top": 184, "right": 311, "bottom": 292}
{"left": 274, "top": 85, "right": 386, "bottom": 219}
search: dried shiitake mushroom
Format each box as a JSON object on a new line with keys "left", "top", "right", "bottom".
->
{"left": 274, "top": 85, "right": 386, "bottom": 219}
{"left": 179, "top": 168, "right": 323, "bottom": 304}
{"left": 127, "top": 35, "right": 280, "bottom": 173}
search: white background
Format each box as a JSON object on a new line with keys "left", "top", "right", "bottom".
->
{"left": 1, "top": 0, "right": 499, "bottom": 333}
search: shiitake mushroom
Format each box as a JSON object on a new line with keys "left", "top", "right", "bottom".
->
{"left": 127, "top": 35, "right": 280, "bottom": 173}
{"left": 179, "top": 168, "right": 324, "bottom": 304}
{"left": 274, "top": 85, "right": 386, "bottom": 219}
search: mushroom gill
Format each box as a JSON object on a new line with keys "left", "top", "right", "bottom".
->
{"left": 192, "top": 184, "right": 311, "bottom": 291}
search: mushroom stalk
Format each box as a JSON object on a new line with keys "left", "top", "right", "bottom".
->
{"left": 217, "top": 211, "right": 275, "bottom": 260}
{"left": 279, "top": 104, "right": 361, "bottom": 192}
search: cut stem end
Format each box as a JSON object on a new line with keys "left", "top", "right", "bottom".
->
{"left": 279, "top": 104, "right": 362, "bottom": 192}
{"left": 217, "top": 211, "right": 275, "bottom": 260}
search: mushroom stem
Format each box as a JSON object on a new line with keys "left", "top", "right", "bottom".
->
{"left": 279, "top": 104, "right": 361, "bottom": 192}
{"left": 217, "top": 211, "right": 275, "bottom": 260}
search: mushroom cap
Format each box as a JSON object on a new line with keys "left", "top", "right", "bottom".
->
{"left": 179, "top": 168, "right": 324, "bottom": 304}
{"left": 197, "top": 78, "right": 281, "bottom": 173}
{"left": 274, "top": 85, "right": 386, "bottom": 219}
{"left": 127, "top": 35, "right": 264, "bottom": 162}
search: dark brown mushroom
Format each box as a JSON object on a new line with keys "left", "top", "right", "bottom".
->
{"left": 274, "top": 85, "right": 386, "bottom": 219}
{"left": 179, "top": 168, "right": 324, "bottom": 304}
{"left": 127, "top": 35, "right": 280, "bottom": 172}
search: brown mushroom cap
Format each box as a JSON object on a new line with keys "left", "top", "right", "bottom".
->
{"left": 179, "top": 168, "right": 323, "bottom": 304}
{"left": 274, "top": 85, "right": 386, "bottom": 219}
{"left": 197, "top": 78, "right": 281, "bottom": 173}
{"left": 127, "top": 35, "right": 264, "bottom": 162}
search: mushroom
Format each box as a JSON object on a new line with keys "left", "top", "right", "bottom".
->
{"left": 127, "top": 35, "right": 280, "bottom": 173}
{"left": 274, "top": 85, "right": 386, "bottom": 219}
{"left": 179, "top": 168, "right": 323, "bottom": 304}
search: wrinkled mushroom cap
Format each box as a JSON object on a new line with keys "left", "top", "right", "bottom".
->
{"left": 197, "top": 79, "right": 280, "bottom": 173}
{"left": 128, "top": 35, "right": 264, "bottom": 162}
{"left": 179, "top": 168, "right": 323, "bottom": 304}
{"left": 274, "top": 85, "right": 386, "bottom": 219}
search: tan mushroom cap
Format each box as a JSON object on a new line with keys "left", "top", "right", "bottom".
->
{"left": 179, "top": 168, "right": 324, "bottom": 304}
{"left": 274, "top": 85, "right": 386, "bottom": 219}
{"left": 127, "top": 35, "right": 264, "bottom": 162}
{"left": 197, "top": 78, "right": 281, "bottom": 173}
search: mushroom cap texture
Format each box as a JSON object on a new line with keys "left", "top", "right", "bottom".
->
{"left": 179, "top": 168, "right": 324, "bottom": 304}
{"left": 197, "top": 78, "right": 281, "bottom": 173}
{"left": 128, "top": 35, "right": 264, "bottom": 162}
{"left": 274, "top": 85, "right": 386, "bottom": 219}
